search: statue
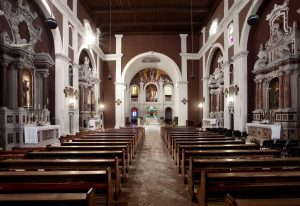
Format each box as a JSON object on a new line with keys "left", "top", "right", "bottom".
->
{"left": 23, "top": 80, "right": 30, "bottom": 107}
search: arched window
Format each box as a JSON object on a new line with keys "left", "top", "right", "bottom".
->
{"left": 229, "top": 64, "right": 234, "bottom": 85}
{"left": 69, "top": 65, "right": 73, "bottom": 87}
{"left": 209, "top": 19, "right": 218, "bottom": 37}
{"left": 164, "top": 84, "right": 173, "bottom": 101}
{"left": 131, "top": 85, "right": 139, "bottom": 98}
{"left": 228, "top": 23, "right": 234, "bottom": 46}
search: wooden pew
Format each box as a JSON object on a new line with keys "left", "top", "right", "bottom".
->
{"left": 0, "top": 158, "right": 121, "bottom": 198}
{"left": 168, "top": 133, "right": 225, "bottom": 151}
{"left": 171, "top": 136, "right": 234, "bottom": 155}
{"left": 61, "top": 141, "right": 134, "bottom": 163}
{"left": 180, "top": 149, "right": 281, "bottom": 183}
{"left": 0, "top": 188, "right": 96, "bottom": 206}
{"left": 47, "top": 145, "right": 131, "bottom": 169}
{"left": 78, "top": 135, "right": 138, "bottom": 153}
{"left": 198, "top": 170, "right": 300, "bottom": 206}
{"left": 173, "top": 140, "right": 244, "bottom": 160}
{"left": 0, "top": 169, "right": 114, "bottom": 206}
{"left": 224, "top": 194, "right": 300, "bottom": 206}
{"left": 176, "top": 144, "right": 259, "bottom": 167}
{"left": 189, "top": 157, "right": 300, "bottom": 201}
{"left": 26, "top": 150, "right": 127, "bottom": 181}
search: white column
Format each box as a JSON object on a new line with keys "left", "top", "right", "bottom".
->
{"left": 232, "top": 51, "right": 249, "bottom": 132}
{"left": 223, "top": 62, "right": 230, "bottom": 128}
{"left": 224, "top": 0, "right": 229, "bottom": 14}
{"left": 178, "top": 81, "right": 188, "bottom": 126}
{"left": 115, "top": 35, "right": 124, "bottom": 128}
{"left": 73, "top": 63, "right": 80, "bottom": 133}
{"left": 55, "top": 53, "right": 70, "bottom": 135}
{"left": 201, "top": 27, "right": 206, "bottom": 46}
{"left": 179, "top": 34, "right": 188, "bottom": 126}
{"left": 202, "top": 77, "right": 209, "bottom": 119}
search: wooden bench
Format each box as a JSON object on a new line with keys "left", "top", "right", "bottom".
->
{"left": 189, "top": 157, "right": 300, "bottom": 201}
{"left": 176, "top": 144, "right": 259, "bottom": 167}
{"left": 168, "top": 133, "right": 225, "bottom": 152}
{"left": 198, "top": 171, "right": 300, "bottom": 206}
{"left": 61, "top": 141, "right": 134, "bottom": 163}
{"left": 171, "top": 136, "right": 234, "bottom": 155}
{"left": 0, "top": 188, "right": 96, "bottom": 206}
{"left": 26, "top": 150, "right": 127, "bottom": 180}
{"left": 47, "top": 145, "right": 131, "bottom": 168}
{"left": 180, "top": 149, "right": 281, "bottom": 183}
{"left": 0, "top": 158, "right": 121, "bottom": 198}
{"left": 224, "top": 194, "right": 300, "bottom": 206}
{"left": 0, "top": 169, "right": 113, "bottom": 206}
{"left": 173, "top": 140, "right": 244, "bottom": 160}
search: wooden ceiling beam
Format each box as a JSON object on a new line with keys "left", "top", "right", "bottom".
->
{"left": 92, "top": 7, "right": 209, "bottom": 14}
{"left": 100, "top": 21, "right": 202, "bottom": 27}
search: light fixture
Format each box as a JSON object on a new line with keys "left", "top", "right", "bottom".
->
{"left": 100, "top": 104, "right": 105, "bottom": 109}
{"left": 45, "top": 0, "right": 57, "bottom": 29}
{"left": 198, "top": 103, "right": 203, "bottom": 108}
{"left": 86, "top": 33, "right": 96, "bottom": 47}
{"left": 247, "top": 0, "right": 259, "bottom": 26}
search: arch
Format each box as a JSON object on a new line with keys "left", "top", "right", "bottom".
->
{"left": 122, "top": 51, "right": 182, "bottom": 83}
{"left": 205, "top": 43, "right": 224, "bottom": 78}
{"left": 240, "top": 0, "right": 264, "bottom": 51}
{"left": 130, "top": 85, "right": 139, "bottom": 98}
{"left": 77, "top": 47, "right": 96, "bottom": 69}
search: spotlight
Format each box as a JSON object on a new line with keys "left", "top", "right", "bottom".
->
{"left": 45, "top": 17, "right": 57, "bottom": 29}
{"left": 247, "top": 14, "right": 259, "bottom": 26}
{"left": 108, "top": 74, "right": 112, "bottom": 80}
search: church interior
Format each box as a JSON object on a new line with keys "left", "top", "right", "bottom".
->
{"left": 0, "top": 0, "right": 300, "bottom": 205}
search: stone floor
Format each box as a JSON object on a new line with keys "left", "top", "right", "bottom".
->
{"left": 115, "top": 125, "right": 197, "bottom": 206}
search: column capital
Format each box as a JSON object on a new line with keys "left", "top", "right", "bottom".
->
{"left": 55, "top": 53, "right": 71, "bottom": 62}
{"left": 180, "top": 34, "right": 188, "bottom": 38}
{"left": 232, "top": 51, "right": 249, "bottom": 61}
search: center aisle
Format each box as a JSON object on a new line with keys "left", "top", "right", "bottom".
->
{"left": 116, "top": 126, "right": 197, "bottom": 206}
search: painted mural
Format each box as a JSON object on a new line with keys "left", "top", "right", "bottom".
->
{"left": 130, "top": 68, "right": 172, "bottom": 86}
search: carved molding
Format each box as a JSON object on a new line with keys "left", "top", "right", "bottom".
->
{"left": 0, "top": 0, "right": 42, "bottom": 58}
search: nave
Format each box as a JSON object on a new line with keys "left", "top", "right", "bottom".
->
{"left": 115, "top": 126, "right": 196, "bottom": 206}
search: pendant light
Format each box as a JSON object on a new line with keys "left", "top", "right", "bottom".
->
{"left": 107, "top": 0, "right": 113, "bottom": 80}
{"left": 45, "top": 0, "right": 57, "bottom": 29}
{"left": 247, "top": 0, "right": 259, "bottom": 26}
{"left": 190, "top": 0, "right": 195, "bottom": 79}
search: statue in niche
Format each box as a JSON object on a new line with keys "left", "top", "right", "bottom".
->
{"left": 254, "top": 44, "right": 268, "bottom": 71}
{"left": 269, "top": 78, "right": 280, "bottom": 110}
{"left": 23, "top": 80, "right": 30, "bottom": 107}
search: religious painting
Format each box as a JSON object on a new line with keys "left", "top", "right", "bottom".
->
{"left": 130, "top": 68, "right": 172, "bottom": 86}
{"left": 23, "top": 68, "right": 33, "bottom": 108}
{"left": 269, "top": 77, "right": 279, "bottom": 110}
{"left": 145, "top": 84, "right": 158, "bottom": 102}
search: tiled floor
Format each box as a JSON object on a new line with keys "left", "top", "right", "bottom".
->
{"left": 115, "top": 126, "right": 197, "bottom": 206}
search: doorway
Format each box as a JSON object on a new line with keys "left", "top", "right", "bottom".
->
{"left": 230, "top": 113, "right": 234, "bottom": 131}
{"left": 131, "top": 107, "right": 138, "bottom": 124}
{"left": 165, "top": 107, "right": 172, "bottom": 125}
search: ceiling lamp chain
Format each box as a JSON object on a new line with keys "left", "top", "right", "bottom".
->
{"left": 190, "top": 0, "right": 195, "bottom": 79}
{"left": 108, "top": 0, "right": 113, "bottom": 80}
